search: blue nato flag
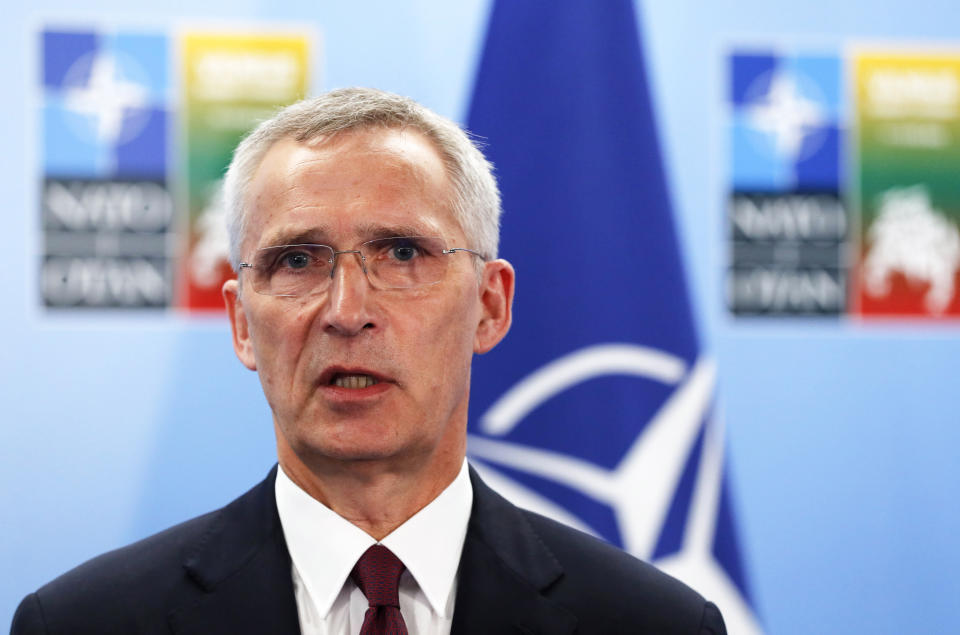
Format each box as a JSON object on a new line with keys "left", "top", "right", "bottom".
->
{"left": 464, "top": 1, "right": 761, "bottom": 632}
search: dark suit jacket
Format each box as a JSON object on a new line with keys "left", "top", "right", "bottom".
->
{"left": 12, "top": 466, "right": 725, "bottom": 634}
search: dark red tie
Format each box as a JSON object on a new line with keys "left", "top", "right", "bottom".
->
{"left": 350, "top": 544, "right": 409, "bottom": 635}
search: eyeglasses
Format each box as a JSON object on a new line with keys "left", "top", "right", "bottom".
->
{"left": 238, "top": 236, "right": 484, "bottom": 297}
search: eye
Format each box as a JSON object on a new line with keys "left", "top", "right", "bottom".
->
{"left": 388, "top": 239, "right": 420, "bottom": 262}
{"left": 278, "top": 250, "right": 313, "bottom": 270}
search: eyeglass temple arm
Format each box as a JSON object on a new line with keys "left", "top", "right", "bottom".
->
{"left": 443, "top": 247, "right": 486, "bottom": 260}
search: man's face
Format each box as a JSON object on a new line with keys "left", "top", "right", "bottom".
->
{"left": 223, "top": 128, "right": 513, "bottom": 475}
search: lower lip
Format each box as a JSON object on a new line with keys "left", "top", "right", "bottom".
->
{"left": 319, "top": 381, "right": 393, "bottom": 403}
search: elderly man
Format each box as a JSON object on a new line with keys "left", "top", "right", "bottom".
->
{"left": 12, "top": 88, "right": 726, "bottom": 635}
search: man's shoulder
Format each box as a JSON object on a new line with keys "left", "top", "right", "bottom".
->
{"left": 520, "top": 507, "right": 703, "bottom": 602}
{"left": 12, "top": 468, "right": 280, "bottom": 635}
{"left": 465, "top": 468, "right": 726, "bottom": 634}
{"left": 469, "top": 467, "right": 704, "bottom": 602}
{"left": 13, "top": 511, "right": 219, "bottom": 634}
{"left": 45, "top": 507, "right": 218, "bottom": 596}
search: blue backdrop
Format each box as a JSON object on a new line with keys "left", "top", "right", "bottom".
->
{"left": 3, "top": 2, "right": 960, "bottom": 634}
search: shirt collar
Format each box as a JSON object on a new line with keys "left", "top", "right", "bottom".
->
{"left": 275, "top": 459, "right": 473, "bottom": 619}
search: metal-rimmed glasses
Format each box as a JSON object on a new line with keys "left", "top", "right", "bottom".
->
{"left": 238, "top": 235, "right": 484, "bottom": 297}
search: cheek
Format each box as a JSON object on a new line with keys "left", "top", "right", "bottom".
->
{"left": 420, "top": 287, "right": 480, "bottom": 365}
{"left": 249, "top": 301, "right": 317, "bottom": 380}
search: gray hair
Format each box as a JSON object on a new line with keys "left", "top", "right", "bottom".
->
{"left": 222, "top": 87, "right": 502, "bottom": 269}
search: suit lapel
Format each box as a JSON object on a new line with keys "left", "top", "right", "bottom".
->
{"left": 163, "top": 464, "right": 577, "bottom": 634}
{"left": 451, "top": 467, "right": 577, "bottom": 635}
{"left": 168, "top": 466, "right": 301, "bottom": 635}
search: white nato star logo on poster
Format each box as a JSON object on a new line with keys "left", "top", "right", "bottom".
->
{"left": 468, "top": 344, "right": 763, "bottom": 634}
{"left": 748, "top": 72, "right": 824, "bottom": 160}
{"left": 64, "top": 52, "right": 149, "bottom": 145}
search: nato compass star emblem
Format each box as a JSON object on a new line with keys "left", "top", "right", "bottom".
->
{"left": 747, "top": 72, "right": 826, "bottom": 160}
{"left": 62, "top": 51, "right": 151, "bottom": 146}
{"left": 468, "top": 344, "right": 762, "bottom": 634}
{"left": 43, "top": 30, "right": 168, "bottom": 178}
{"left": 730, "top": 53, "right": 842, "bottom": 192}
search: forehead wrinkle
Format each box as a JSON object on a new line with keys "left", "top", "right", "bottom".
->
{"left": 353, "top": 220, "right": 446, "bottom": 241}
{"left": 260, "top": 224, "right": 333, "bottom": 248}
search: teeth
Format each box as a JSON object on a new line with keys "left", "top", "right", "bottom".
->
{"left": 333, "top": 374, "right": 379, "bottom": 389}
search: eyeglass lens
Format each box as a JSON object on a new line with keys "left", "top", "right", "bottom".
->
{"left": 247, "top": 236, "right": 453, "bottom": 296}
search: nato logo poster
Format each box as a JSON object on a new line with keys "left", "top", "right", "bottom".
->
{"left": 38, "top": 27, "right": 313, "bottom": 313}
{"left": 727, "top": 51, "right": 847, "bottom": 316}
{"left": 41, "top": 29, "right": 173, "bottom": 309}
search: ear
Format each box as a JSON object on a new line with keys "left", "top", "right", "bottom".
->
{"left": 223, "top": 278, "right": 257, "bottom": 371}
{"left": 474, "top": 259, "right": 515, "bottom": 354}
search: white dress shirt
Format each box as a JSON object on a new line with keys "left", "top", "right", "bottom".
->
{"left": 275, "top": 460, "right": 473, "bottom": 635}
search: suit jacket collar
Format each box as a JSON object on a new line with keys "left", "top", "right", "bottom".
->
{"left": 165, "top": 464, "right": 577, "bottom": 635}
{"left": 450, "top": 466, "right": 578, "bottom": 635}
{"left": 168, "top": 465, "right": 300, "bottom": 635}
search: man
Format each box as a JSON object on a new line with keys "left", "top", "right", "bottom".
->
{"left": 12, "top": 88, "right": 726, "bottom": 634}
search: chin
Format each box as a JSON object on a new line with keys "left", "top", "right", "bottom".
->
{"left": 295, "top": 429, "right": 414, "bottom": 465}
{"left": 278, "top": 411, "right": 439, "bottom": 469}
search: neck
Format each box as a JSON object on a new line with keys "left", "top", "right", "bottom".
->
{"left": 275, "top": 427, "right": 465, "bottom": 541}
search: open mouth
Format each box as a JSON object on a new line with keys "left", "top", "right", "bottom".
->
{"left": 330, "top": 373, "right": 380, "bottom": 389}
{"left": 319, "top": 366, "right": 389, "bottom": 390}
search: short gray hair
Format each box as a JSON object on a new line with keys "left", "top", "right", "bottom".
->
{"left": 222, "top": 87, "right": 502, "bottom": 269}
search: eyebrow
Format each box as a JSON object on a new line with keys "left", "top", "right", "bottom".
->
{"left": 259, "top": 227, "right": 332, "bottom": 249}
{"left": 355, "top": 222, "right": 440, "bottom": 241}
{"left": 259, "top": 221, "right": 443, "bottom": 249}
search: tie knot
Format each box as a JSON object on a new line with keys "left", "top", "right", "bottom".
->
{"left": 351, "top": 544, "right": 406, "bottom": 608}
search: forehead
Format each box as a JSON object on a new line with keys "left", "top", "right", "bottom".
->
{"left": 244, "top": 127, "right": 458, "bottom": 249}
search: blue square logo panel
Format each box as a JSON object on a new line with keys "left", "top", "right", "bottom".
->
{"left": 730, "top": 52, "right": 843, "bottom": 191}
{"left": 727, "top": 50, "right": 848, "bottom": 317}
{"left": 40, "top": 28, "right": 174, "bottom": 310}
{"left": 42, "top": 29, "right": 169, "bottom": 179}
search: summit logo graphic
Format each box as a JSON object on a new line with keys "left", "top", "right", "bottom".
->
{"left": 853, "top": 51, "right": 960, "bottom": 318}
{"left": 862, "top": 186, "right": 960, "bottom": 315}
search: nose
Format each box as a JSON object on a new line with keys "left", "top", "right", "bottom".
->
{"left": 321, "top": 250, "right": 375, "bottom": 336}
